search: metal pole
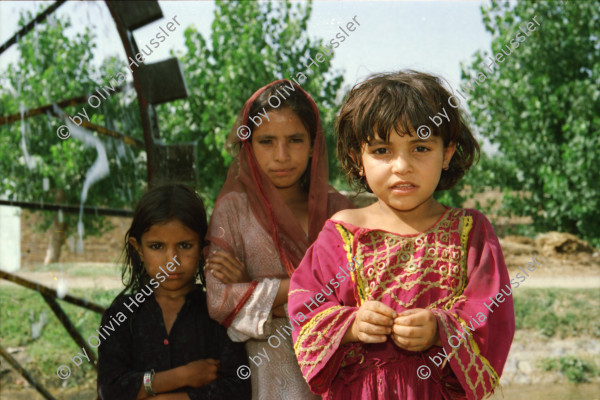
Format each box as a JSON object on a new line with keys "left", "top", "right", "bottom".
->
{"left": 0, "top": 270, "right": 106, "bottom": 314}
{"left": 0, "top": 0, "right": 67, "bottom": 55}
{"left": 0, "top": 346, "right": 59, "bottom": 400}
{"left": 105, "top": 0, "right": 160, "bottom": 187}
{"left": 0, "top": 199, "right": 134, "bottom": 218}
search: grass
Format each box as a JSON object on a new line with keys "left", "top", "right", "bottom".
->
{"left": 1, "top": 286, "right": 121, "bottom": 389}
{"left": 513, "top": 288, "right": 600, "bottom": 338}
{"left": 539, "top": 356, "right": 599, "bottom": 383}
{"left": 28, "top": 262, "right": 121, "bottom": 278}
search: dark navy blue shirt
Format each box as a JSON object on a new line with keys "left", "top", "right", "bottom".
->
{"left": 97, "top": 285, "right": 251, "bottom": 399}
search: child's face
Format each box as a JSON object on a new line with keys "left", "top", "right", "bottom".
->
{"left": 251, "top": 108, "right": 312, "bottom": 190}
{"left": 129, "top": 218, "right": 201, "bottom": 295}
{"left": 360, "top": 129, "right": 456, "bottom": 212}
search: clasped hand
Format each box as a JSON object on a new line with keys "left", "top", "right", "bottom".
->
{"left": 206, "top": 250, "right": 251, "bottom": 284}
{"left": 348, "top": 301, "right": 440, "bottom": 351}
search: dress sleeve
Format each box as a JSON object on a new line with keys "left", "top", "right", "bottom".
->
{"left": 205, "top": 195, "right": 260, "bottom": 327}
{"left": 186, "top": 320, "right": 252, "bottom": 400}
{"left": 206, "top": 194, "right": 282, "bottom": 338}
{"left": 431, "top": 210, "right": 516, "bottom": 400}
{"left": 97, "top": 299, "right": 143, "bottom": 400}
{"left": 226, "top": 278, "right": 280, "bottom": 341}
{"left": 288, "top": 221, "right": 361, "bottom": 395}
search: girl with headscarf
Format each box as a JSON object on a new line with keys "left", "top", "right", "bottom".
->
{"left": 204, "top": 80, "right": 353, "bottom": 399}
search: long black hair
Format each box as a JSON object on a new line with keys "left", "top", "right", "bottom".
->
{"left": 119, "top": 183, "right": 208, "bottom": 297}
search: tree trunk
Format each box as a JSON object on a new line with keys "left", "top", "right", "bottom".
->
{"left": 43, "top": 189, "right": 67, "bottom": 265}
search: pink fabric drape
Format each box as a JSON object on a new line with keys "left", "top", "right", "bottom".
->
{"left": 205, "top": 79, "right": 353, "bottom": 325}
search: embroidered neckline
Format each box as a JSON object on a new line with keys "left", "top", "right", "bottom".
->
{"left": 330, "top": 206, "right": 453, "bottom": 239}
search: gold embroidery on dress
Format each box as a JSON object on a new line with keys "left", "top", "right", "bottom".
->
{"left": 289, "top": 288, "right": 311, "bottom": 296}
{"left": 444, "top": 215, "right": 473, "bottom": 310}
{"left": 352, "top": 209, "right": 470, "bottom": 310}
{"left": 295, "top": 306, "right": 356, "bottom": 378}
{"left": 335, "top": 224, "right": 365, "bottom": 305}
{"left": 433, "top": 299, "right": 499, "bottom": 397}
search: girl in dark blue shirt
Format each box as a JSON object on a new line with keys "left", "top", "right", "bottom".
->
{"left": 97, "top": 184, "right": 251, "bottom": 400}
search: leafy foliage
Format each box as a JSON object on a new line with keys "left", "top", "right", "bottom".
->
{"left": 0, "top": 8, "right": 146, "bottom": 240}
{"left": 1, "top": 0, "right": 345, "bottom": 255}
{"left": 458, "top": 0, "right": 600, "bottom": 245}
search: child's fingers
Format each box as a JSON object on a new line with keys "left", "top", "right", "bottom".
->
{"left": 209, "top": 255, "right": 243, "bottom": 274}
{"left": 210, "top": 267, "right": 237, "bottom": 284}
{"left": 357, "top": 330, "right": 388, "bottom": 343}
{"left": 212, "top": 263, "right": 238, "bottom": 280}
{"left": 397, "top": 308, "right": 421, "bottom": 317}
{"left": 391, "top": 334, "right": 425, "bottom": 351}
{"left": 209, "top": 257, "right": 245, "bottom": 279}
{"left": 358, "top": 320, "right": 392, "bottom": 336}
{"left": 213, "top": 251, "right": 244, "bottom": 270}
{"left": 391, "top": 333, "right": 410, "bottom": 349}
{"left": 395, "top": 308, "right": 433, "bottom": 327}
{"left": 360, "top": 309, "right": 394, "bottom": 327}
{"left": 392, "top": 324, "right": 424, "bottom": 339}
{"left": 364, "top": 301, "right": 397, "bottom": 319}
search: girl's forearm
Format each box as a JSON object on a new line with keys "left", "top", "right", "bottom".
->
{"left": 341, "top": 320, "right": 358, "bottom": 345}
{"left": 152, "top": 393, "right": 190, "bottom": 400}
{"left": 136, "top": 366, "right": 188, "bottom": 399}
{"left": 272, "top": 278, "right": 290, "bottom": 308}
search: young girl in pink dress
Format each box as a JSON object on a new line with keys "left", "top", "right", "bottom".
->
{"left": 288, "top": 71, "right": 515, "bottom": 400}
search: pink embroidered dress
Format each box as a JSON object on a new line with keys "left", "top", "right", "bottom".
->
{"left": 288, "top": 208, "right": 515, "bottom": 400}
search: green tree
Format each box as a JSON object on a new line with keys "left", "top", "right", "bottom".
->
{"left": 0, "top": 9, "right": 146, "bottom": 262}
{"left": 1, "top": 1, "right": 348, "bottom": 262}
{"left": 157, "top": 0, "right": 345, "bottom": 208}
{"left": 459, "top": 0, "right": 600, "bottom": 245}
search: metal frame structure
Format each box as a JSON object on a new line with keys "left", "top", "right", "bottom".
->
{"left": 0, "top": 1, "right": 192, "bottom": 398}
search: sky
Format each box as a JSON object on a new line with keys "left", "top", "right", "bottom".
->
{"left": 0, "top": 0, "right": 494, "bottom": 148}
{"left": 0, "top": 0, "right": 492, "bottom": 91}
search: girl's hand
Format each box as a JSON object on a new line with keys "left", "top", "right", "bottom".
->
{"left": 390, "top": 308, "right": 441, "bottom": 351}
{"left": 342, "top": 301, "right": 396, "bottom": 344}
{"left": 206, "top": 250, "right": 250, "bottom": 284}
{"left": 272, "top": 303, "right": 287, "bottom": 318}
{"left": 183, "top": 359, "right": 220, "bottom": 388}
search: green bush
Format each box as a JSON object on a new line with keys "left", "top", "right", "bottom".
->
{"left": 459, "top": 0, "right": 600, "bottom": 246}
{"left": 540, "top": 356, "right": 599, "bottom": 383}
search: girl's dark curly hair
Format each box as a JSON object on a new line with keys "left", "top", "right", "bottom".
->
{"left": 119, "top": 183, "right": 208, "bottom": 297}
{"left": 336, "top": 70, "right": 480, "bottom": 193}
